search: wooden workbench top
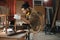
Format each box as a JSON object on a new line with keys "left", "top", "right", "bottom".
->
{"left": 0, "top": 31, "right": 27, "bottom": 39}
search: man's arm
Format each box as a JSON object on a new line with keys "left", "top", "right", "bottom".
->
{"left": 21, "top": 17, "right": 30, "bottom": 24}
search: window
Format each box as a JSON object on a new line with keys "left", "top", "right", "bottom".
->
{"left": 34, "top": 1, "right": 41, "bottom": 6}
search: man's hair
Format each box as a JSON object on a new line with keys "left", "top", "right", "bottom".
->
{"left": 21, "top": 2, "right": 29, "bottom": 9}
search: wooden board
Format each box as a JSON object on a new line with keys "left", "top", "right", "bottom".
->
{"left": 0, "top": 32, "right": 27, "bottom": 40}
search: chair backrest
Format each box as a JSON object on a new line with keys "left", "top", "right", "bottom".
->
{"left": 10, "top": 20, "right": 15, "bottom": 25}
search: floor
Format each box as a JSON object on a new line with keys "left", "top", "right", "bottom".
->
{"left": 30, "top": 32, "right": 60, "bottom": 40}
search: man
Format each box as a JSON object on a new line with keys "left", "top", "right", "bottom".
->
{"left": 14, "top": 2, "right": 31, "bottom": 30}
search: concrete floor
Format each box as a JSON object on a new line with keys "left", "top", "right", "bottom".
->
{"left": 30, "top": 32, "right": 60, "bottom": 40}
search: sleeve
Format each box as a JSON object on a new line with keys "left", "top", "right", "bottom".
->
{"left": 14, "top": 14, "right": 21, "bottom": 20}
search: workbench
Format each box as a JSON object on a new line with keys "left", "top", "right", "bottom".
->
{"left": 0, "top": 31, "right": 27, "bottom": 40}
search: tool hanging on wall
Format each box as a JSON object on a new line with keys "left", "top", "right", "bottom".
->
{"left": 51, "top": 0, "right": 60, "bottom": 28}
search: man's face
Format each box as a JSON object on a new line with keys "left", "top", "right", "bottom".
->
{"left": 21, "top": 8, "right": 27, "bottom": 15}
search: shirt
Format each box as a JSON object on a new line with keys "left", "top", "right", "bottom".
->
{"left": 14, "top": 14, "right": 25, "bottom": 26}
{"left": 14, "top": 14, "right": 21, "bottom": 20}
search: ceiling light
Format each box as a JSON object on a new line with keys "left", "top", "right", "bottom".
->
{"left": 44, "top": 0, "right": 48, "bottom": 2}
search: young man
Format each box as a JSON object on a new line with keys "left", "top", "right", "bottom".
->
{"left": 14, "top": 2, "right": 31, "bottom": 30}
